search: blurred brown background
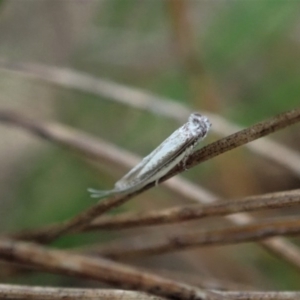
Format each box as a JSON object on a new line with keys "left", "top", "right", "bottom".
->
{"left": 0, "top": 0, "right": 300, "bottom": 291}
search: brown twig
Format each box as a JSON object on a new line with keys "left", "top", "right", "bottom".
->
{"left": 0, "top": 284, "right": 166, "bottom": 300}
{"left": 12, "top": 189, "right": 300, "bottom": 239}
{"left": 0, "top": 238, "right": 224, "bottom": 300}
{"left": 0, "top": 110, "right": 138, "bottom": 166}
{"left": 223, "top": 292, "right": 300, "bottom": 300}
{"left": 209, "top": 113, "right": 300, "bottom": 177}
{"left": 88, "top": 216, "right": 300, "bottom": 259}
{"left": 81, "top": 189, "right": 300, "bottom": 231}
{"left": 1, "top": 284, "right": 300, "bottom": 300}
{"left": 180, "top": 108, "right": 300, "bottom": 172}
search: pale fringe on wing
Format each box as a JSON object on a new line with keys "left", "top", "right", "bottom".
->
{"left": 87, "top": 188, "right": 115, "bottom": 199}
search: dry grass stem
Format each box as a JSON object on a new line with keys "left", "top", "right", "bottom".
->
{"left": 83, "top": 189, "right": 300, "bottom": 230}
{"left": 222, "top": 291, "right": 300, "bottom": 300}
{"left": 89, "top": 216, "right": 300, "bottom": 259}
{"left": 0, "top": 110, "right": 139, "bottom": 166}
{"left": 209, "top": 114, "right": 300, "bottom": 177}
{"left": 1, "top": 284, "right": 300, "bottom": 300}
{"left": 179, "top": 108, "right": 300, "bottom": 173}
{"left": 0, "top": 238, "right": 224, "bottom": 300}
{"left": 12, "top": 189, "right": 300, "bottom": 238}
{"left": 0, "top": 284, "right": 166, "bottom": 300}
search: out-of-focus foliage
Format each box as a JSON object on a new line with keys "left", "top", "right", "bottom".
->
{"left": 0, "top": 0, "right": 300, "bottom": 290}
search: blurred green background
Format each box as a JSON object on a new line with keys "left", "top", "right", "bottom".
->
{"left": 0, "top": 0, "right": 300, "bottom": 290}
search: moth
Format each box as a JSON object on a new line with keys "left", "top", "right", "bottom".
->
{"left": 88, "top": 113, "right": 211, "bottom": 199}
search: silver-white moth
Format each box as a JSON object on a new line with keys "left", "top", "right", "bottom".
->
{"left": 88, "top": 113, "right": 211, "bottom": 199}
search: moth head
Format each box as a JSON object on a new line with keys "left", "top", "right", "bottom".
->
{"left": 188, "top": 113, "right": 211, "bottom": 135}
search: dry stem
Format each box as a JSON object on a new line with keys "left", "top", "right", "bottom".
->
{"left": 11, "top": 189, "right": 300, "bottom": 238}
{"left": 1, "top": 284, "right": 300, "bottom": 300}
{"left": 87, "top": 216, "right": 300, "bottom": 259}
{"left": 0, "top": 238, "right": 223, "bottom": 300}
{"left": 80, "top": 189, "right": 300, "bottom": 231}
{"left": 0, "top": 284, "right": 166, "bottom": 300}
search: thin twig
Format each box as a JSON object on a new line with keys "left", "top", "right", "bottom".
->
{"left": 180, "top": 108, "right": 300, "bottom": 173}
{"left": 11, "top": 189, "right": 300, "bottom": 238}
{"left": 87, "top": 216, "right": 300, "bottom": 259}
{"left": 0, "top": 110, "right": 138, "bottom": 166}
{"left": 0, "top": 284, "right": 300, "bottom": 300}
{"left": 0, "top": 284, "right": 166, "bottom": 300}
{"left": 1, "top": 61, "right": 300, "bottom": 177}
{"left": 80, "top": 189, "right": 300, "bottom": 231}
{"left": 209, "top": 114, "right": 300, "bottom": 177}
{"left": 149, "top": 268, "right": 255, "bottom": 291}
{"left": 222, "top": 291, "right": 300, "bottom": 300}
{"left": 0, "top": 238, "right": 224, "bottom": 300}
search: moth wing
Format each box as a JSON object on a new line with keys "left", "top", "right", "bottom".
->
{"left": 136, "top": 127, "right": 193, "bottom": 180}
{"left": 117, "top": 126, "right": 194, "bottom": 189}
{"left": 114, "top": 150, "right": 158, "bottom": 189}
